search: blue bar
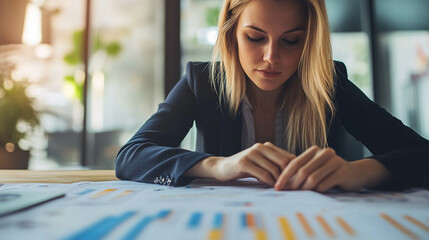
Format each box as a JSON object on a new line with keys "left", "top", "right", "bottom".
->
{"left": 77, "top": 189, "right": 95, "bottom": 195}
{"left": 64, "top": 211, "right": 136, "bottom": 240}
{"left": 212, "top": 213, "right": 223, "bottom": 229}
{"left": 84, "top": 211, "right": 136, "bottom": 240}
{"left": 122, "top": 210, "right": 171, "bottom": 240}
{"left": 188, "top": 212, "right": 203, "bottom": 229}
{"left": 156, "top": 209, "right": 171, "bottom": 219}
{"left": 241, "top": 213, "right": 247, "bottom": 229}
{"left": 122, "top": 216, "right": 154, "bottom": 240}
{"left": 65, "top": 217, "right": 114, "bottom": 240}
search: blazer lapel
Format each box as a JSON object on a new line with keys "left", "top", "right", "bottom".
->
{"left": 218, "top": 107, "right": 242, "bottom": 156}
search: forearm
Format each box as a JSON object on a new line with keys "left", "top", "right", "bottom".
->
{"left": 352, "top": 158, "right": 393, "bottom": 188}
{"left": 183, "top": 156, "right": 223, "bottom": 178}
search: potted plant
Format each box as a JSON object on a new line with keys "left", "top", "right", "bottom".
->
{"left": 0, "top": 67, "right": 39, "bottom": 169}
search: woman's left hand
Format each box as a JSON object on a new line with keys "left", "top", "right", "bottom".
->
{"left": 274, "top": 146, "right": 369, "bottom": 192}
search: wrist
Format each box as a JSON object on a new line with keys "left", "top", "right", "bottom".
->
{"left": 184, "top": 156, "right": 223, "bottom": 179}
{"left": 201, "top": 156, "right": 223, "bottom": 179}
{"left": 352, "top": 158, "right": 392, "bottom": 188}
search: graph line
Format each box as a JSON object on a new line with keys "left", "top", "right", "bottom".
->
{"left": 380, "top": 213, "right": 419, "bottom": 240}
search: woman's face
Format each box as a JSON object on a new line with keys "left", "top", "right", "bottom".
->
{"left": 236, "top": 0, "right": 307, "bottom": 91}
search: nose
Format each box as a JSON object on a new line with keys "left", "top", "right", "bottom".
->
{"left": 263, "top": 40, "right": 280, "bottom": 64}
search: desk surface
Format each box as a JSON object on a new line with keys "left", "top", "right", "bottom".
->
{"left": 1, "top": 172, "right": 429, "bottom": 240}
{"left": 0, "top": 170, "right": 118, "bottom": 183}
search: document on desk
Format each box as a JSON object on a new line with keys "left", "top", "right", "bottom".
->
{"left": 0, "top": 190, "right": 65, "bottom": 217}
{"left": 0, "top": 179, "right": 428, "bottom": 240}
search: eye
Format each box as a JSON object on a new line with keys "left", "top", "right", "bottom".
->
{"left": 283, "top": 38, "right": 299, "bottom": 45}
{"left": 246, "top": 35, "right": 265, "bottom": 42}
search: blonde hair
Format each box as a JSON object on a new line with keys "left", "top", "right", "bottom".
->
{"left": 211, "top": 0, "right": 335, "bottom": 154}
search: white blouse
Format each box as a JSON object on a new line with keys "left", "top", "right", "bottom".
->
{"left": 241, "top": 95, "right": 286, "bottom": 150}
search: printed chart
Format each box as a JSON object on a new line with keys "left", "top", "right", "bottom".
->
{"left": 0, "top": 179, "right": 428, "bottom": 240}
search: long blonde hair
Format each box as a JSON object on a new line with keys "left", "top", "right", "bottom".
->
{"left": 211, "top": 0, "right": 335, "bottom": 154}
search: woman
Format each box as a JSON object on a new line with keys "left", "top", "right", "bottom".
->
{"left": 116, "top": 0, "right": 429, "bottom": 192}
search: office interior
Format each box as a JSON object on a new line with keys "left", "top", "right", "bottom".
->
{"left": 0, "top": 0, "right": 428, "bottom": 171}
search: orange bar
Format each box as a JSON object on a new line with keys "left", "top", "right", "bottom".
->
{"left": 296, "top": 213, "right": 314, "bottom": 237}
{"left": 278, "top": 217, "right": 296, "bottom": 240}
{"left": 113, "top": 190, "right": 134, "bottom": 200}
{"left": 336, "top": 217, "right": 355, "bottom": 235}
{"left": 246, "top": 213, "right": 256, "bottom": 228}
{"left": 404, "top": 215, "right": 429, "bottom": 233}
{"left": 380, "top": 213, "right": 419, "bottom": 240}
{"left": 316, "top": 216, "right": 335, "bottom": 237}
{"left": 91, "top": 188, "right": 117, "bottom": 198}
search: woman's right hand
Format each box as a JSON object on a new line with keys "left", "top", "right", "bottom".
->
{"left": 187, "top": 142, "right": 296, "bottom": 186}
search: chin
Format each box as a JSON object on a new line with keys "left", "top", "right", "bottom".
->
{"left": 254, "top": 78, "right": 286, "bottom": 91}
{"left": 255, "top": 82, "right": 283, "bottom": 92}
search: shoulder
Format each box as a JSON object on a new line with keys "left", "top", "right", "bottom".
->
{"left": 331, "top": 61, "right": 373, "bottom": 112}
{"left": 183, "top": 61, "right": 219, "bottom": 103}
{"left": 332, "top": 60, "right": 356, "bottom": 94}
{"left": 333, "top": 60, "right": 348, "bottom": 82}
{"left": 184, "top": 62, "right": 212, "bottom": 93}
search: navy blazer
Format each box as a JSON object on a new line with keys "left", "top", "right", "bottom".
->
{"left": 116, "top": 61, "right": 429, "bottom": 189}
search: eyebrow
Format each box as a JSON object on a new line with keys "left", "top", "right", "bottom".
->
{"left": 244, "top": 25, "right": 305, "bottom": 34}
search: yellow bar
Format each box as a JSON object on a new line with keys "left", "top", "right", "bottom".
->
{"left": 91, "top": 188, "right": 117, "bottom": 198}
{"left": 404, "top": 215, "right": 429, "bottom": 233}
{"left": 297, "top": 213, "right": 314, "bottom": 237}
{"left": 316, "top": 216, "right": 335, "bottom": 237}
{"left": 278, "top": 217, "right": 296, "bottom": 240}
{"left": 208, "top": 229, "right": 222, "bottom": 240}
{"left": 255, "top": 229, "right": 268, "bottom": 240}
{"left": 112, "top": 190, "right": 134, "bottom": 200}
{"left": 336, "top": 217, "right": 355, "bottom": 235}
{"left": 380, "top": 213, "right": 419, "bottom": 240}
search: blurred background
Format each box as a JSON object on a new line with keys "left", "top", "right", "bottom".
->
{"left": 0, "top": 0, "right": 428, "bottom": 170}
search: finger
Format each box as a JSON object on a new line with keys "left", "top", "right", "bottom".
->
{"left": 283, "top": 175, "right": 297, "bottom": 190}
{"left": 263, "top": 142, "right": 296, "bottom": 168}
{"left": 274, "top": 146, "right": 320, "bottom": 190}
{"left": 315, "top": 171, "right": 342, "bottom": 193}
{"left": 250, "top": 154, "right": 282, "bottom": 180}
{"left": 248, "top": 144, "right": 283, "bottom": 179}
{"left": 241, "top": 161, "right": 276, "bottom": 186}
{"left": 301, "top": 159, "right": 340, "bottom": 190}
{"left": 288, "top": 148, "right": 336, "bottom": 190}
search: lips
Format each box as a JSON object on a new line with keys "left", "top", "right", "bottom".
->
{"left": 257, "top": 69, "right": 281, "bottom": 78}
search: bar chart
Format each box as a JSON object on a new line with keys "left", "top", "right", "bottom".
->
{"left": 62, "top": 209, "right": 429, "bottom": 240}
{"left": 1, "top": 181, "right": 429, "bottom": 240}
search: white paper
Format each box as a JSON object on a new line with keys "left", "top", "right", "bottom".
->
{"left": 0, "top": 180, "right": 428, "bottom": 240}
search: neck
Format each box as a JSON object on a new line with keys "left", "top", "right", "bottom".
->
{"left": 246, "top": 80, "right": 285, "bottom": 111}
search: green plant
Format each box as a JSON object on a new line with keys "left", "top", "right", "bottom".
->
{"left": 0, "top": 70, "right": 39, "bottom": 152}
{"left": 63, "top": 30, "right": 122, "bottom": 103}
{"left": 205, "top": 7, "right": 220, "bottom": 27}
